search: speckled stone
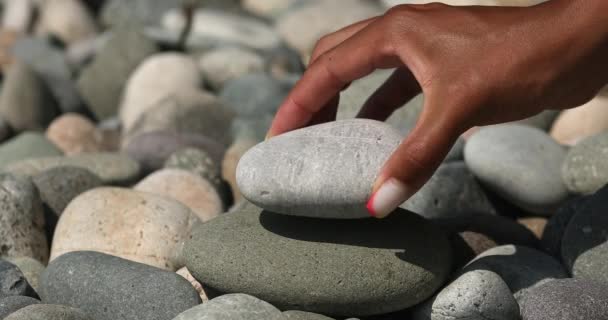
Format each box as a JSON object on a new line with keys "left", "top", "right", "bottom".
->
{"left": 172, "top": 294, "right": 282, "bottom": 320}
{"left": 45, "top": 114, "right": 107, "bottom": 155}
{"left": 562, "top": 131, "right": 608, "bottom": 195}
{"left": 32, "top": 166, "right": 103, "bottom": 216}
{"left": 237, "top": 119, "right": 403, "bottom": 219}
{"left": 50, "top": 188, "right": 198, "bottom": 271}
{"left": 0, "top": 132, "right": 63, "bottom": 169}
{"left": 541, "top": 196, "right": 588, "bottom": 258}
{"left": 464, "top": 245, "right": 568, "bottom": 302}
{"left": 519, "top": 279, "right": 608, "bottom": 320}
{"left": 0, "top": 296, "right": 40, "bottom": 319}
{"left": 124, "top": 131, "right": 225, "bottom": 174}
{"left": 465, "top": 124, "right": 569, "bottom": 214}
{"left": 5, "top": 257, "right": 44, "bottom": 293}
{"left": 135, "top": 169, "right": 223, "bottom": 222}
{"left": 4, "top": 304, "right": 92, "bottom": 320}
{"left": 412, "top": 270, "right": 520, "bottom": 320}
{"left": 77, "top": 26, "right": 158, "bottom": 120}
{"left": 0, "top": 173, "right": 48, "bottom": 263}
{"left": 164, "top": 148, "right": 223, "bottom": 190}
{"left": 283, "top": 310, "right": 335, "bottom": 320}
{"left": 561, "top": 184, "right": 608, "bottom": 282}
{"left": 199, "top": 47, "right": 265, "bottom": 91}
{"left": 401, "top": 162, "right": 496, "bottom": 219}
{"left": 0, "top": 259, "right": 37, "bottom": 298}
{"left": 184, "top": 203, "right": 453, "bottom": 316}
{"left": 5, "top": 153, "right": 141, "bottom": 185}
{"left": 40, "top": 251, "right": 200, "bottom": 320}
{"left": 0, "top": 60, "right": 59, "bottom": 131}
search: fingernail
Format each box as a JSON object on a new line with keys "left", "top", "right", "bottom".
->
{"left": 366, "top": 178, "right": 412, "bottom": 219}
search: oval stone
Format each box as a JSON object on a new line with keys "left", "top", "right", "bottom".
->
{"left": 183, "top": 203, "right": 452, "bottom": 316}
{"left": 173, "top": 294, "right": 282, "bottom": 320}
{"left": 562, "top": 131, "right": 608, "bottom": 195}
{"left": 4, "top": 304, "right": 91, "bottom": 320}
{"left": 0, "top": 132, "right": 63, "bottom": 169}
{"left": 236, "top": 119, "right": 402, "bottom": 219}
{"left": 464, "top": 124, "right": 569, "bottom": 214}
{"left": 0, "top": 296, "right": 40, "bottom": 319}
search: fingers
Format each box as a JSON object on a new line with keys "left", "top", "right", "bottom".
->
{"left": 267, "top": 19, "right": 401, "bottom": 137}
{"left": 366, "top": 95, "right": 466, "bottom": 218}
{"left": 308, "top": 96, "right": 339, "bottom": 126}
{"left": 356, "top": 68, "right": 421, "bottom": 121}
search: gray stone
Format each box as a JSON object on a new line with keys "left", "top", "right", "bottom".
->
{"left": 412, "top": 270, "right": 519, "bottom": 320}
{"left": 77, "top": 27, "right": 158, "bottom": 120}
{"left": 236, "top": 119, "right": 403, "bottom": 219}
{"left": 220, "top": 73, "right": 289, "bottom": 118}
{"left": 125, "top": 89, "right": 234, "bottom": 147}
{"left": 401, "top": 162, "right": 496, "bottom": 219}
{"left": 0, "top": 132, "right": 63, "bottom": 169}
{"left": 0, "top": 60, "right": 59, "bottom": 131}
{"left": 562, "top": 131, "right": 608, "bottom": 195}
{"left": 173, "top": 294, "right": 282, "bottom": 320}
{"left": 0, "top": 296, "right": 40, "bottom": 319}
{"left": 230, "top": 115, "right": 273, "bottom": 142}
{"left": 464, "top": 245, "right": 568, "bottom": 302}
{"left": 101, "top": 0, "right": 181, "bottom": 28}
{"left": 32, "top": 166, "right": 103, "bottom": 216}
{"left": 40, "top": 251, "right": 201, "bottom": 320}
{"left": 465, "top": 124, "right": 569, "bottom": 214}
{"left": 283, "top": 310, "right": 335, "bottom": 320}
{"left": 5, "top": 257, "right": 45, "bottom": 293}
{"left": 124, "top": 131, "right": 225, "bottom": 174}
{"left": 561, "top": 184, "right": 608, "bottom": 282}
{"left": 198, "top": 47, "right": 265, "bottom": 91}
{"left": 4, "top": 304, "right": 92, "bottom": 320}
{"left": 519, "top": 279, "right": 608, "bottom": 320}
{"left": 164, "top": 148, "right": 223, "bottom": 190}
{"left": 5, "top": 153, "right": 141, "bottom": 185}
{"left": 0, "top": 174, "right": 48, "bottom": 263}
{"left": 184, "top": 203, "right": 453, "bottom": 316}
{"left": 0, "top": 259, "right": 37, "bottom": 298}
{"left": 12, "top": 37, "right": 83, "bottom": 113}
{"left": 337, "top": 69, "right": 423, "bottom": 135}
{"left": 541, "top": 196, "right": 588, "bottom": 258}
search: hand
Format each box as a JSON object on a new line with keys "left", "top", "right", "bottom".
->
{"left": 267, "top": 0, "right": 608, "bottom": 218}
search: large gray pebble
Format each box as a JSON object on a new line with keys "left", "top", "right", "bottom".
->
{"left": 32, "top": 166, "right": 102, "bottom": 216}
{"left": 40, "top": 251, "right": 201, "bottom": 320}
{"left": 0, "top": 173, "right": 48, "bottom": 263}
{"left": 412, "top": 270, "right": 519, "bottom": 320}
{"left": 5, "top": 153, "right": 141, "bottom": 185}
{"left": 237, "top": 119, "right": 402, "bottom": 219}
{"left": 220, "top": 73, "right": 289, "bottom": 118}
{"left": 561, "top": 184, "right": 608, "bottom": 282}
{"left": 0, "top": 259, "right": 37, "bottom": 298}
{"left": 77, "top": 27, "right": 158, "bottom": 120}
{"left": 562, "top": 131, "right": 608, "bottom": 195}
{"left": 519, "top": 279, "right": 608, "bottom": 320}
{"left": 184, "top": 203, "right": 452, "bottom": 316}
{"left": 173, "top": 294, "right": 282, "bottom": 320}
{"left": 0, "top": 132, "right": 62, "bottom": 169}
{"left": 4, "top": 304, "right": 92, "bottom": 320}
{"left": 464, "top": 245, "right": 568, "bottom": 302}
{"left": 401, "top": 162, "right": 496, "bottom": 219}
{"left": 282, "top": 310, "right": 335, "bottom": 320}
{"left": 0, "top": 296, "right": 40, "bottom": 318}
{"left": 465, "top": 124, "right": 569, "bottom": 214}
{"left": 0, "top": 60, "right": 59, "bottom": 131}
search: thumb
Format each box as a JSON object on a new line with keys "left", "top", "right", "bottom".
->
{"left": 366, "top": 99, "right": 465, "bottom": 218}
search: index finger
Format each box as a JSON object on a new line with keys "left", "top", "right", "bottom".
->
{"left": 267, "top": 19, "right": 401, "bottom": 137}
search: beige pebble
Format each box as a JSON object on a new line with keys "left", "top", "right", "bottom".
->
{"left": 222, "top": 138, "right": 259, "bottom": 204}
{"left": 45, "top": 113, "right": 107, "bottom": 155}
{"left": 550, "top": 89, "right": 608, "bottom": 146}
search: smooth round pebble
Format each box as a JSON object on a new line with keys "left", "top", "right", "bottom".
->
{"left": 41, "top": 251, "right": 201, "bottom": 320}
{"left": 562, "top": 131, "right": 608, "bottom": 195}
{"left": 199, "top": 47, "right": 265, "bottom": 91}
{"left": 464, "top": 245, "right": 568, "bottom": 301}
{"left": 45, "top": 114, "right": 107, "bottom": 155}
{"left": 242, "top": 0, "right": 299, "bottom": 18}
{"left": 164, "top": 148, "right": 223, "bottom": 190}
{"left": 4, "top": 304, "right": 91, "bottom": 320}
{"left": 550, "top": 89, "right": 608, "bottom": 145}
{"left": 0, "top": 132, "right": 63, "bottom": 169}
{"left": 412, "top": 269, "right": 520, "bottom": 320}
{"left": 0, "top": 296, "right": 40, "bottom": 319}
{"left": 173, "top": 294, "right": 282, "bottom": 320}
{"left": 50, "top": 188, "right": 198, "bottom": 270}
{"left": 465, "top": 124, "right": 569, "bottom": 214}
{"left": 220, "top": 73, "right": 289, "bottom": 118}
{"left": 0, "top": 173, "right": 48, "bottom": 263}
{"left": 519, "top": 278, "right": 608, "bottom": 320}
{"left": 184, "top": 203, "right": 453, "bottom": 316}
{"left": 5, "top": 257, "right": 44, "bottom": 293}
{"left": 0, "top": 259, "right": 37, "bottom": 298}
{"left": 32, "top": 166, "right": 103, "bottom": 217}
{"left": 283, "top": 310, "right": 335, "bottom": 320}
{"left": 36, "top": 0, "right": 98, "bottom": 45}
{"left": 135, "top": 169, "right": 223, "bottom": 222}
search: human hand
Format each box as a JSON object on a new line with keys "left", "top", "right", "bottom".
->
{"left": 267, "top": 0, "right": 608, "bottom": 218}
